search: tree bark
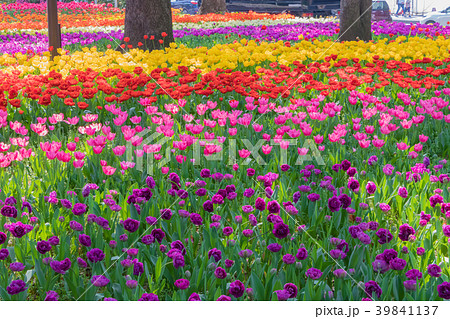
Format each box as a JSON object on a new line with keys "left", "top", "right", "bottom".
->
{"left": 199, "top": 0, "right": 227, "bottom": 14}
{"left": 120, "top": 0, "right": 174, "bottom": 52}
{"left": 339, "top": 0, "right": 372, "bottom": 42}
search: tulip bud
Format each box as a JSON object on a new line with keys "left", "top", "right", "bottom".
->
{"left": 227, "top": 239, "right": 236, "bottom": 247}
{"left": 208, "top": 262, "right": 217, "bottom": 270}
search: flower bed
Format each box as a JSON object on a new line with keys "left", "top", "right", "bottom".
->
{"left": 0, "top": 3, "right": 449, "bottom": 302}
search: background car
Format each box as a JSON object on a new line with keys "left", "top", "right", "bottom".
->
{"left": 171, "top": 0, "right": 199, "bottom": 15}
{"left": 420, "top": 6, "right": 450, "bottom": 26}
{"left": 372, "top": 0, "right": 392, "bottom": 22}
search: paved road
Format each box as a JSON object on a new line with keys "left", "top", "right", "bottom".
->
{"left": 391, "top": 15, "right": 424, "bottom": 24}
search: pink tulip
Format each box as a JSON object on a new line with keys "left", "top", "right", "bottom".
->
{"left": 359, "top": 140, "right": 370, "bottom": 148}
{"left": 102, "top": 166, "right": 116, "bottom": 175}
{"left": 113, "top": 146, "right": 126, "bottom": 156}
{"left": 238, "top": 149, "right": 251, "bottom": 158}
{"left": 397, "top": 142, "right": 409, "bottom": 151}
{"left": 67, "top": 142, "right": 77, "bottom": 151}
{"left": 139, "top": 98, "right": 152, "bottom": 107}
{"left": 313, "top": 135, "right": 323, "bottom": 144}
{"left": 444, "top": 115, "right": 450, "bottom": 123}
{"left": 364, "top": 126, "right": 375, "bottom": 134}
{"left": 0, "top": 143, "right": 10, "bottom": 152}
{"left": 252, "top": 123, "right": 263, "bottom": 132}
{"left": 10, "top": 137, "right": 29, "bottom": 148}
{"left": 204, "top": 144, "right": 222, "bottom": 156}
{"left": 102, "top": 126, "right": 111, "bottom": 135}
{"left": 93, "top": 146, "right": 104, "bottom": 154}
{"left": 329, "top": 133, "right": 340, "bottom": 142}
{"left": 418, "top": 135, "right": 428, "bottom": 143}
{"left": 204, "top": 132, "right": 215, "bottom": 140}
{"left": 409, "top": 151, "right": 418, "bottom": 159}
{"left": 46, "top": 151, "right": 57, "bottom": 160}
{"left": 287, "top": 129, "right": 301, "bottom": 138}
{"left": 73, "top": 160, "right": 84, "bottom": 168}
{"left": 380, "top": 126, "right": 390, "bottom": 135}
{"left": 413, "top": 143, "right": 422, "bottom": 152}
{"left": 258, "top": 104, "right": 269, "bottom": 114}
{"left": 30, "top": 123, "right": 48, "bottom": 136}
{"left": 245, "top": 103, "right": 256, "bottom": 111}
{"left": 353, "top": 132, "right": 367, "bottom": 141}
{"left": 237, "top": 115, "right": 252, "bottom": 127}
{"left": 144, "top": 106, "right": 158, "bottom": 115}
{"left": 114, "top": 114, "right": 127, "bottom": 126}
{"left": 82, "top": 114, "right": 98, "bottom": 122}
{"left": 144, "top": 144, "right": 162, "bottom": 153}
{"left": 217, "top": 136, "right": 226, "bottom": 143}
{"left": 432, "top": 112, "right": 443, "bottom": 120}
{"left": 120, "top": 161, "right": 135, "bottom": 170}
{"left": 387, "top": 123, "right": 398, "bottom": 132}
{"left": 151, "top": 116, "right": 163, "bottom": 125}
{"left": 130, "top": 116, "right": 141, "bottom": 124}
{"left": 262, "top": 145, "right": 272, "bottom": 155}
{"left": 100, "top": 160, "right": 107, "bottom": 166}
{"left": 218, "top": 118, "right": 227, "bottom": 126}
{"left": 87, "top": 135, "right": 107, "bottom": 147}
{"left": 196, "top": 104, "right": 208, "bottom": 116}
{"left": 37, "top": 117, "right": 47, "bottom": 124}
{"left": 15, "top": 126, "right": 28, "bottom": 136}
{"left": 56, "top": 151, "right": 71, "bottom": 162}
{"left": 280, "top": 140, "right": 289, "bottom": 150}
{"left": 298, "top": 148, "right": 309, "bottom": 155}
{"left": 229, "top": 100, "right": 239, "bottom": 108}
{"left": 135, "top": 150, "right": 144, "bottom": 157}
{"left": 204, "top": 119, "right": 216, "bottom": 128}
{"left": 372, "top": 139, "right": 385, "bottom": 149}
{"left": 122, "top": 126, "right": 136, "bottom": 141}
{"left": 65, "top": 117, "right": 79, "bottom": 125}
{"left": 74, "top": 152, "right": 85, "bottom": 160}
{"left": 161, "top": 167, "right": 169, "bottom": 174}
{"left": 106, "top": 132, "right": 116, "bottom": 141}
{"left": 400, "top": 120, "right": 412, "bottom": 129}
{"left": 131, "top": 136, "right": 143, "bottom": 147}
{"left": 176, "top": 155, "right": 187, "bottom": 163}
{"left": 183, "top": 114, "right": 194, "bottom": 122}
{"left": 191, "top": 125, "right": 204, "bottom": 135}
{"left": 273, "top": 135, "right": 283, "bottom": 144}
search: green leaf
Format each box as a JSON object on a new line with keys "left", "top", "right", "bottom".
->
{"left": 251, "top": 272, "right": 265, "bottom": 300}
{"left": 25, "top": 269, "right": 35, "bottom": 284}
{"left": 155, "top": 257, "right": 162, "bottom": 282}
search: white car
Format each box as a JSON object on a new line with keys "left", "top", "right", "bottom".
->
{"left": 420, "top": 6, "right": 450, "bottom": 26}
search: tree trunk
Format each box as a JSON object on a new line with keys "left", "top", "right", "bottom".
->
{"left": 339, "top": 0, "right": 372, "bottom": 42}
{"left": 120, "top": 0, "right": 174, "bottom": 52}
{"left": 199, "top": 0, "right": 227, "bottom": 14}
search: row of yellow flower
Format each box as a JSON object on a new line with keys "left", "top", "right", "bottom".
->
{"left": 1, "top": 36, "right": 449, "bottom": 77}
